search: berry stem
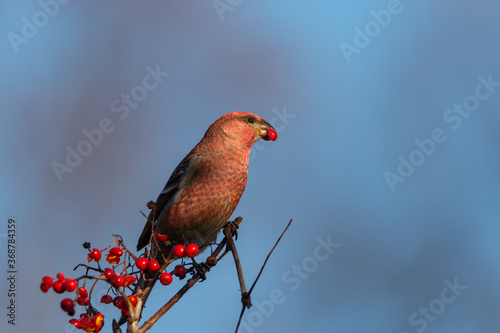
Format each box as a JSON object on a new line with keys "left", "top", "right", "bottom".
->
{"left": 113, "top": 234, "right": 138, "bottom": 262}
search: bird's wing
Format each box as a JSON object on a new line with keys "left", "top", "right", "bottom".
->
{"left": 136, "top": 153, "right": 195, "bottom": 251}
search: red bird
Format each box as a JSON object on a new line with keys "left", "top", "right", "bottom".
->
{"left": 137, "top": 112, "right": 277, "bottom": 257}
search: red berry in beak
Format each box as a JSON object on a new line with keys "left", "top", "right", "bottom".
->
{"left": 263, "top": 128, "right": 277, "bottom": 141}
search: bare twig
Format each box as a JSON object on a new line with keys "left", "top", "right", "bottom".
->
{"left": 112, "top": 319, "right": 123, "bottom": 333}
{"left": 224, "top": 226, "right": 251, "bottom": 308}
{"left": 114, "top": 234, "right": 138, "bottom": 262}
{"left": 235, "top": 219, "right": 293, "bottom": 332}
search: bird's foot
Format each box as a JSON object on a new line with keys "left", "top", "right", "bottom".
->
{"left": 191, "top": 259, "right": 210, "bottom": 281}
{"left": 224, "top": 220, "right": 239, "bottom": 240}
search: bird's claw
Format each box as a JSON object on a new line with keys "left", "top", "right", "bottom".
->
{"left": 224, "top": 220, "right": 239, "bottom": 240}
{"left": 192, "top": 259, "right": 210, "bottom": 281}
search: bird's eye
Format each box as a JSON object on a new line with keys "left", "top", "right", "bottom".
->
{"left": 247, "top": 117, "right": 255, "bottom": 123}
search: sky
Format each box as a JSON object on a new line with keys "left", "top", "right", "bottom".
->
{"left": 1, "top": 1, "right": 500, "bottom": 333}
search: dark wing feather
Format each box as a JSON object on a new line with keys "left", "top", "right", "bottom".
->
{"left": 136, "top": 153, "right": 194, "bottom": 251}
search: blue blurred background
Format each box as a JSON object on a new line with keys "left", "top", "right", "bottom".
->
{"left": 1, "top": 1, "right": 500, "bottom": 332}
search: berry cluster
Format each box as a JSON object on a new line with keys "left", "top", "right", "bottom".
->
{"left": 40, "top": 236, "right": 201, "bottom": 332}
{"left": 68, "top": 313, "right": 104, "bottom": 332}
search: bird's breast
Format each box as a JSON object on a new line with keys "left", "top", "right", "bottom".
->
{"left": 163, "top": 154, "right": 248, "bottom": 239}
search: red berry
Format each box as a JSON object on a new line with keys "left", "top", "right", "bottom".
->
{"left": 40, "top": 283, "right": 51, "bottom": 293}
{"left": 263, "top": 128, "right": 278, "bottom": 141}
{"left": 121, "top": 309, "right": 129, "bottom": 317}
{"left": 53, "top": 280, "right": 65, "bottom": 293}
{"left": 117, "top": 298, "right": 128, "bottom": 310}
{"left": 172, "top": 244, "right": 185, "bottom": 258}
{"left": 57, "top": 272, "right": 65, "bottom": 281}
{"left": 154, "top": 232, "right": 168, "bottom": 242}
{"left": 77, "top": 287, "right": 88, "bottom": 298}
{"left": 69, "top": 318, "right": 82, "bottom": 329}
{"left": 207, "top": 255, "right": 218, "bottom": 267}
{"left": 111, "top": 275, "right": 124, "bottom": 288}
{"left": 42, "top": 276, "right": 53, "bottom": 286}
{"left": 64, "top": 279, "right": 77, "bottom": 292}
{"left": 40, "top": 276, "right": 53, "bottom": 293}
{"left": 110, "top": 247, "right": 123, "bottom": 256}
{"left": 128, "top": 295, "right": 138, "bottom": 307}
{"left": 60, "top": 298, "right": 75, "bottom": 313}
{"left": 77, "top": 296, "right": 90, "bottom": 306}
{"left": 160, "top": 272, "right": 173, "bottom": 285}
{"left": 106, "top": 254, "right": 120, "bottom": 264}
{"left": 88, "top": 248, "right": 102, "bottom": 262}
{"left": 94, "top": 325, "right": 102, "bottom": 333}
{"left": 173, "top": 265, "right": 187, "bottom": 279}
{"left": 123, "top": 275, "right": 137, "bottom": 287}
{"left": 147, "top": 259, "right": 160, "bottom": 272}
{"left": 93, "top": 313, "right": 104, "bottom": 327}
{"left": 103, "top": 268, "right": 115, "bottom": 280}
{"left": 113, "top": 296, "right": 123, "bottom": 308}
{"left": 82, "top": 320, "right": 95, "bottom": 332}
{"left": 136, "top": 257, "right": 149, "bottom": 270}
{"left": 100, "top": 295, "right": 113, "bottom": 304}
{"left": 185, "top": 244, "right": 199, "bottom": 258}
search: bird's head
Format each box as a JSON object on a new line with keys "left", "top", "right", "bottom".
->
{"left": 206, "top": 111, "right": 278, "bottom": 148}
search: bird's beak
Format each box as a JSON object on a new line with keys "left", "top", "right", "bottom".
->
{"left": 259, "top": 121, "right": 278, "bottom": 141}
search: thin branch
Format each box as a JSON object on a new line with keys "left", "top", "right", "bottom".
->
{"left": 224, "top": 226, "right": 251, "bottom": 308}
{"left": 138, "top": 273, "right": 201, "bottom": 333}
{"left": 114, "top": 234, "right": 138, "bottom": 262}
{"left": 235, "top": 219, "right": 293, "bottom": 332}
{"left": 112, "top": 319, "right": 123, "bottom": 333}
